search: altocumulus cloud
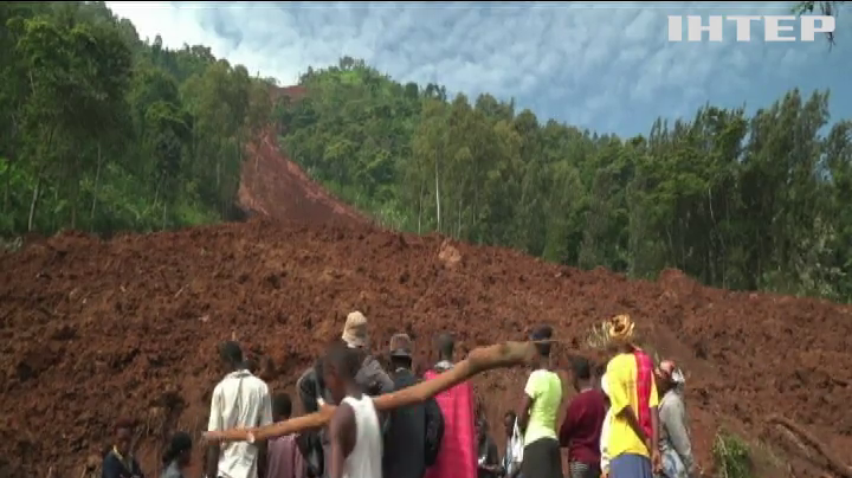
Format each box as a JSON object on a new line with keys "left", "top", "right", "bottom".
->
{"left": 106, "top": 1, "right": 852, "bottom": 136}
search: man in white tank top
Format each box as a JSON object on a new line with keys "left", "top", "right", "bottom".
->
{"left": 323, "top": 341, "right": 383, "bottom": 478}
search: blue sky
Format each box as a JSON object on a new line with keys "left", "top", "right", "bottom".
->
{"left": 106, "top": 1, "right": 852, "bottom": 137}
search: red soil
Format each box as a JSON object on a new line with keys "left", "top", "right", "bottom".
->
{"left": 0, "top": 86, "right": 850, "bottom": 478}
{"left": 237, "top": 85, "right": 368, "bottom": 226}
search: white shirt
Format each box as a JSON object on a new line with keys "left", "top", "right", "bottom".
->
{"left": 341, "top": 395, "right": 382, "bottom": 478}
{"left": 600, "top": 408, "right": 612, "bottom": 473}
{"left": 207, "top": 370, "right": 273, "bottom": 478}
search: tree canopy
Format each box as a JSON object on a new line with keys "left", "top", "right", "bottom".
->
{"left": 793, "top": 1, "right": 846, "bottom": 44}
{"left": 279, "top": 58, "right": 852, "bottom": 302}
{"left": 0, "top": 1, "right": 272, "bottom": 235}
{"left": 1, "top": 3, "right": 850, "bottom": 302}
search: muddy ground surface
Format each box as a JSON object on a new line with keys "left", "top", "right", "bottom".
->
{"left": 1, "top": 220, "right": 851, "bottom": 477}
{"left": 1, "top": 85, "right": 851, "bottom": 477}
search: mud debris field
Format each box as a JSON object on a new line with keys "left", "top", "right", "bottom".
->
{"left": 2, "top": 89, "right": 852, "bottom": 477}
{"left": 1, "top": 218, "right": 851, "bottom": 477}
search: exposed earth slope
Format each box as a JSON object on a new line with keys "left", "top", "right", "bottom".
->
{"left": 237, "top": 86, "right": 369, "bottom": 226}
{"left": 0, "top": 86, "right": 850, "bottom": 478}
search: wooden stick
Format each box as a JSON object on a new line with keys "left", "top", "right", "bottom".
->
{"left": 768, "top": 415, "right": 852, "bottom": 478}
{"left": 205, "top": 340, "right": 543, "bottom": 442}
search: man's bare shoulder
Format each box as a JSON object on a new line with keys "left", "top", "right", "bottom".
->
{"left": 335, "top": 400, "right": 357, "bottom": 420}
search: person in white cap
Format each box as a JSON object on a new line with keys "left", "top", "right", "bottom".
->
{"left": 294, "top": 311, "right": 393, "bottom": 478}
{"left": 654, "top": 361, "right": 694, "bottom": 478}
{"left": 340, "top": 311, "right": 394, "bottom": 396}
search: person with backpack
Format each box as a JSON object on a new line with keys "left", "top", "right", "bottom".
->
{"left": 382, "top": 333, "right": 445, "bottom": 478}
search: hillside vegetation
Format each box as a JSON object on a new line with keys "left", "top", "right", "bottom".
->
{"left": 279, "top": 59, "right": 852, "bottom": 301}
{"left": 0, "top": 1, "right": 274, "bottom": 235}
{"left": 1, "top": 2, "right": 851, "bottom": 303}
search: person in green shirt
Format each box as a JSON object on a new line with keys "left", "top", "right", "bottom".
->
{"left": 518, "top": 325, "right": 563, "bottom": 478}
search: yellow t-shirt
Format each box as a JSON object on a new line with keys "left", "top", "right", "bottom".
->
{"left": 523, "top": 369, "right": 562, "bottom": 446}
{"left": 606, "top": 353, "right": 659, "bottom": 458}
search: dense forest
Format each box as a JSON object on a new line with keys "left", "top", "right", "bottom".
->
{"left": 2, "top": 2, "right": 850, "bottom": 302}
{"left": 279, "top": 60, "right": 852, "bottom": 302}
{"left": 0, "top": 1, "right": 273, "bottom": 235}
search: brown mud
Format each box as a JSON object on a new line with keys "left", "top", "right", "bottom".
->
{"left": 1, "top": 86, "right": 850, "bottom": 478}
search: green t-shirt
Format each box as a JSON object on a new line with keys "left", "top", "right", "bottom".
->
{"left": 523, "top": 369, "right": 562, "bottom": 445}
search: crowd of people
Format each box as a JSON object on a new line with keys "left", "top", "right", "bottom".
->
{"left": 100, "top": 312, "right": 696, "bottom": 478}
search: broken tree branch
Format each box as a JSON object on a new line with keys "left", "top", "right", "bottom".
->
{"left": 205, "top": 339, "right": 545, "bottom": 442}
{"left": 768, "top": 414, "right": 852, "bottom": 478}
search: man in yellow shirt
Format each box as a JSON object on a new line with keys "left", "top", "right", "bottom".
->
{"left": 604, "top": 315, "right": 660, "bottom": 478}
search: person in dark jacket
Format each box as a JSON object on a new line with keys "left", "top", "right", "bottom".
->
{"left": 383, "top": 333, "right": 444, "bottom": 478}
{"left": 476, "top": 416, "right": 501, "bottom": 478}
{"left": 296, "top": 312, "right": 393, "bottom": 412}
{"left": 102, "top": 419, "right": 144, "bottom": 478}
{"left": 160, "top": 432, "right": 192, "bottom": 478}
{"left": 295, "top": 311, "right": 394, "bottom": 478}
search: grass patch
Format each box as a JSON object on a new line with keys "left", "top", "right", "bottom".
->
{"left": 714, "top": 429, "right": 754, "bottom": 478}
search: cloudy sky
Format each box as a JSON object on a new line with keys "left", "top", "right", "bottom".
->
{"left": 106, "top": 1, "right": 851, "bottom": 136}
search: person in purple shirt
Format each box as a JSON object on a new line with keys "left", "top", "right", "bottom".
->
{"left": 266, "top": 394, "right": 306, "bottom": 478}
{"left": 560, "top": 357, "right": 607, "bottom": 478}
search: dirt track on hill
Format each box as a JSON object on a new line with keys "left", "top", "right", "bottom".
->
{"left": 237, "top": 85, "right": 368, "bottom": 227}
{"left": 0, "top": 85, "right": 851, "bottom": 478}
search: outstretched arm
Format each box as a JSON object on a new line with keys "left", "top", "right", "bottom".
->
{"left": 204, "top": 340, "right": 549, "bottom": 442}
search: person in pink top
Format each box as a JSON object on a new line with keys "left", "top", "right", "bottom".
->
{"left": 423, "top": 333, "right": 477, "bottom": 478}
{"left": 266, "top": 393, "right": 306, "bottom": 478}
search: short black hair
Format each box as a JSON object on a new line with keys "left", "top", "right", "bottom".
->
{"left": 594, "top": 362, "right": 606, "bottom": 379}
{"left": 325, "top": 341, "right": 361, "bottom": 380}
{"left": 245, "top": 357, "right": 258, "bottom": 374}
{"left": 272, "top": 393, "right": 293, "bottom": 419}
{"left": 530, "top": 325, "right": 553, "bottom": 357}
{"left": 219, "top": 341, "right": 243, "bottom": 366}
{"left": 436, "top": 332, "right": 455, "bottom": 358}
{"left": 162, "top": 431, "right": 192, "bottom": 464}
{"left": 572, "top": 356, "right": 592, "bottom": 380}
{"left": 390, "top": 354, "right": 412, "bottom": 369}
